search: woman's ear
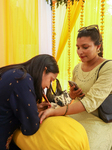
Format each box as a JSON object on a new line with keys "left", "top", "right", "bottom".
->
{"left": 97, "top": 44, "right": 101, "bottom": 50}
{"left": 43, "top": 67, "right": 47, "bottom": 76}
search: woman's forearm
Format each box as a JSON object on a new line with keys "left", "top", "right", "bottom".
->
{"left": 53, "top": 101, "right": 85, "bottom": 116}
{"left": 40, "top": 101, "right": 86, "bottom": 123}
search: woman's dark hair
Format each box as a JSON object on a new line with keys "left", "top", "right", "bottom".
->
{"left": 77, "top": 28, "right": 103, "bottom": 57}
{"left": 0, "top": 54, "right": 59, "bottom": 102}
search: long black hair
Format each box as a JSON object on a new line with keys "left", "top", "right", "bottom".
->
{"left": 77, "top": 27, "right": 103, "bottom": 57}
{"left": 0, "top": 54, "right": 59, "bottom": 102}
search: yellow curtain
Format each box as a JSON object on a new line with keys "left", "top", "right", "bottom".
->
{"left": 0, "top": 0, "right": 6, "bottom": 67}
{"left": 56, "top": 0, "right": 82, "bottom": 62}
{"left": 57, "top": 20, "right": 80, "bottom": 90}
{"left": 103, "top": 0, "right": 112, "bottom": 59}
{"left": 0, "top": 0, "right": 39, "bottom": 67}
{"left": 56, "top": 0, "right": 82, "bottom": 90}
{"left": 1, "top": 0, "right": 112, "bottom": 89}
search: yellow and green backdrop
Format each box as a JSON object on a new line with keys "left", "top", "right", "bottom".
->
{"left": 0, "top": 0, "right": 112, "bottom": 90}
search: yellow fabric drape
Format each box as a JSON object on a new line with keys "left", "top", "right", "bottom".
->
{"left": 0, "top": 0, "right": 39, "bottom": 67}
{"left": 13, "top": 116, "right": 90, "bottom": 150}
{"left": 103, "top": 0, "right": 112, "bottom": 59}
{"left": 57, "top": 23, "right": 80, "bottom": 90}
{"left": 56, "top": 0, "right": 82, "bottom": 62}
{"left": 0, "top": 0, "right": 6, "bottom": 67}
{"left": 1, "top": 0, "right": 112, "bottom": 89}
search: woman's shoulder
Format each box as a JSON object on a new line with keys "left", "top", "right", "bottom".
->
{"left": 99, "top": 59, "right": 112, "bottom": 69}
{"left": 97, "top": 59, "right": 112, "bottom": 76}
{"left": 91, "top": 58, "right": 112, "bottom": 72}
{"left": 3, "top": 68, "right": 32, "bottom": 81}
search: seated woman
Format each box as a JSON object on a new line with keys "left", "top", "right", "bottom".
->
{"left": 38, "top": 25, "right": 112, "bottom": 150}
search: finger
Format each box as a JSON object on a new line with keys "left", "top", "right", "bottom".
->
{"left": 45, "top": 102, "right": 51, "bottom": 106}
{"left": 77, "top": 91, "right": 83, "bottom": 95}
{"left": 40, "top": 113, "right": 47, "bottom": 124}
{"left": 43, "top": 101, "right": 51, "bottom": 105}
{"left": 38, "top": 111, "right": 44, "bottom": 118}
{"left": 42, "top": 102, "right": 51, "bottom": 108}
{"left": 70, "top": 85, "right": 75, "bottom": 91}
{"left": 40, "top": 102, "right": 51, "bottom": 107}
{"left": 75, "top": 88, "right": 82, "bottom": 93}
{"left": 79, "top": 93, "right": 85, "bottom": 97}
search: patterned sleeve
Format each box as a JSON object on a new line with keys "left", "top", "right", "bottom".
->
{"left": 10, "top": 73, "right": 40, "bottom": 135}
{"left": 80, "top": 61, "right": 112, "bottom": 113}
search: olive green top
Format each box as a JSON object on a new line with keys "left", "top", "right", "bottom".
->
{"left": 69, "top": 60, "right": 112, "bottom": 150}
{"left": 72, "top": 60, "right": 112, "bottom": 114}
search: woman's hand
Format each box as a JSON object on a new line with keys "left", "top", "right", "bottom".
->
{"left": 69, "top": 85, "right": 85, "bottom": 99}
{"left": 37, "top": 102, "right": 51, "bottom": 113}
{"left": 39, "top": 108, "right": 55, "bottom": 123}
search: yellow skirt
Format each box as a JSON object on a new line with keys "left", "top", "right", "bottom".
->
{"left": 13, "top": 116, "right": 90, "bottom": 150}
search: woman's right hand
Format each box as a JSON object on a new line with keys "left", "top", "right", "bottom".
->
{"left": 37, "top": 102, "right": 51, "bottom": 113}
{"left": 69, "top": 85, "right": 85, "bottom": 99}
{"left": 39, "top": 108, "right": 55, "bottom": 124}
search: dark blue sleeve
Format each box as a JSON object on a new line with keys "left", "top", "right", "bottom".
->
{"left": 9, "top": 73, "right": 40, "bottom": 135}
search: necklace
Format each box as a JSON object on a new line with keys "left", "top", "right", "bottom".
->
{"left": 81, "top": 70, "right": 91, "bottom": 79}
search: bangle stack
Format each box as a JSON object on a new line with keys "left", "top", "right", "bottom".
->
{"left": 63, "top": 105, "right": 69, "bottom": 116}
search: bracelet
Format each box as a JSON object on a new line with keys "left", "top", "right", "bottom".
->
{"left": 63, "top": 105, "right": 68, "bottom": 116}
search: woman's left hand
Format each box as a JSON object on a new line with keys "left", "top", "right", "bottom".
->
{"left": 37, "top": 102, "right": 51, "bottom": 113}
{"left": 39, "top": 108, "right": 55, "bottom": 123}
{"left": 69, "top": 85, "right": 85, "bottom": 99}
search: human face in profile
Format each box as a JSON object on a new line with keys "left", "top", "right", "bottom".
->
{"left": 76, "top": 36, "right": 100, "bottom": 63}
{"left": 42, "top": 68, "right": 58, "bottom": 89}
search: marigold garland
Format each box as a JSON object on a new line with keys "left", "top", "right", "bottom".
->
{"left": 80, "top": 0, "right": 85, "bottom": 28}
{"left": 52, "top": 1, "right": 56, "bottom": 57}
{"left": 67, "top": 0, "right": 71, "bottom": 90}
{"left": 100, "top": 0, "right": 105, "bottom": 41}
{"left": 79, "top": 0, "right": 85, "bottom": 62}
{"left": 51, "top": 0, "right": 56, "bottom": 90}
{"left": 46, "top": 0, "right": 81, "bottom": 8}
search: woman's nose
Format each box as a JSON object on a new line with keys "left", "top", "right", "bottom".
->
{"left": 78, "top": 49, "right": 83, "bottom": 54}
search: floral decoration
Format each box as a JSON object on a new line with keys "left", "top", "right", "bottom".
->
{"left": 100, "top": 0, "right": 105, "bottom": 41}
{"left": 80, "top": 0, "right": 85, "bottom": 28}
{"left": 46, "top": 0, "right": 84, "bottom": 8}
{"left": 52, "top": 0, "right": 56, "bottom": 57}
{"left": 67, "top": 0, "right": 71, "bottom": 84}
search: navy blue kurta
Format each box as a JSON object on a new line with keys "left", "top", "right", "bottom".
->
{"left": 0, "top": 69, "right": 40, "bottom": 150}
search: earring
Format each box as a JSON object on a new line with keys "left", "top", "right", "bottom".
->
{"left": 97, "top": 49, "right": 101, "bottom": 54}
